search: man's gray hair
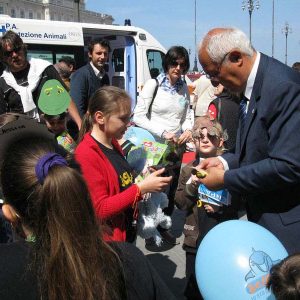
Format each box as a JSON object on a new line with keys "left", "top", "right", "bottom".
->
{"left": 199, "top": 28, "right": 254, "bottom": 64}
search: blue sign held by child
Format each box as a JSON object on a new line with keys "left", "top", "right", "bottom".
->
{"left": 198, "top": 184, "right": 230, "bottom": 206}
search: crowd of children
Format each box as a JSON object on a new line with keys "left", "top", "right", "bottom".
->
{"left": 1, "top": 78, "right": 300, "bottom": 299}
{"left": 0, "top": 29, "right": 299, "bottom": 298}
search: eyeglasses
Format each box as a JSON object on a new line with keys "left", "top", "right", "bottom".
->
{"left": 205, "top": 52, "right": 230, "bottom": 80}
{"left": 3, "top": 46, "right": 22, "bottom": 58}
{"left": 170, "top": 60, "right": 186, "bottom": 70}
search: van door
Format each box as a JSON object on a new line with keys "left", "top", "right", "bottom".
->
{"left": 146, "top": 49, "right": 165, "bottom": 80}
{"left": 110, "top": 36, "right": 136, "bottom": 109}
{"left": 125, "top": 36, "right": 136, "bottom": 109}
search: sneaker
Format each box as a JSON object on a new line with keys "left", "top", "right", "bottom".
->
{"left": 160, "top": 230, "right": 179, "bottom": 245}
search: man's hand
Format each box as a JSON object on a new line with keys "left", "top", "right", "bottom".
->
{"left": 198, "top": 167, "right": 225, "bottom": 191}
{"left": 68, "top": 99, "right": 82, "bottom": 129}
{"left": 198, "top": 157, "right": 224, "bottom": 170}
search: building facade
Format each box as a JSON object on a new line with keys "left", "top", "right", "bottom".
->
{"left": 0, "top": 0, "right": 114, "bottom": 24}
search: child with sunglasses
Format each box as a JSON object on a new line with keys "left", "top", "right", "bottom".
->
{"left": 175, "top": 116, "right": 237, "bottom": 300}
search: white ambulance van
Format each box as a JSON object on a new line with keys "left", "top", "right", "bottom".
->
{"left": 0, "top": 15, "right": 166, "bottom": 108}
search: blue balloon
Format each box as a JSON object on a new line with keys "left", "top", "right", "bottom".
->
{"left": 195, "top": 220, "right": 288, "bottom": 300}
{"left": 124, "top": 126, "right": 156, "bottom": 146}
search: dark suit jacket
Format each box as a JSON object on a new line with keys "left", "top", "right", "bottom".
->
{"left": 223, "top": 53, "right": 300, "bottom": 254}
{"left": 70, "top": 63, "right": 109, "bottom": 117}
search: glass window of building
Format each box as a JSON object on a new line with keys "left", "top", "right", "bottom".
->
{"left": 11, "top": 9, "right": 16, "bottom": 18}
{"left": 20, "top": 10, "right": 25, "bottom": 18}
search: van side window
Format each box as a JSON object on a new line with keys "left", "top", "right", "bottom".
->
{"left": 27, "top": 50, "right": 53, "bottom": 63}
{"left": 112, "top": 48, "right": 125, "bottom": 72}
{"left": 56, "top": 53, "right": 75, "bottom": 63}
{"left": 147, "top": 50, "right": 165, "bottom": 78}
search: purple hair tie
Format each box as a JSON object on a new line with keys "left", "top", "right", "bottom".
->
{"left": 35, "top": 153, "right": 68, "bottom": 184}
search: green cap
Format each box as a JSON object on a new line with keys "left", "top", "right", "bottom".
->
{"left": 38, "top": 79, "right": 71, "bottom": 115}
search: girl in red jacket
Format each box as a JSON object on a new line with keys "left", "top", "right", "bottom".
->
{"left": 75, "top": 86, "right": 172, "bottom": 242}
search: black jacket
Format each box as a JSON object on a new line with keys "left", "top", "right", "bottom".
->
{"left": 0, "top": 240, "right": 176, "bottom": 300}
{"left": 70, "top": 63, "right": 109, "bottom": 117}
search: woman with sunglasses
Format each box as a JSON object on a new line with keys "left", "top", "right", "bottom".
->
{"left": 133, "top": 46, "right": 193, "bottom": 246}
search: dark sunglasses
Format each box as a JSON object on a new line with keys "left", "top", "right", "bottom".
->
{"left": 3, "top": 46, "right": 22, "bottom": 58}
{"left": 192, "top": 132, "right": 219, "bottom": 141}
{"left": 170, "top": 60, "right": 186, "bottom": 69}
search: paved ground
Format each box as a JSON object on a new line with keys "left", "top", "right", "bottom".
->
{"left": 136, "top": 208, "right": 187, "bottom": 299}
{"left": 136, "top": 207, "right": 248, "bottom": 300}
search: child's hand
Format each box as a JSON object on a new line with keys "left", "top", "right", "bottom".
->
{"left": 137, "top": 168, "right": 172, "bottom": 194}
{"left": 204, "top": 204, "right": 215, "bottom": 213}
{"left": 191, "top": 174, "right": 201, "bottom": 187}
{"left": 204, "top": 204, "right": 220, "bottom": 214}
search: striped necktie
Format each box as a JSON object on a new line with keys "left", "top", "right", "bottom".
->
{"left": 239, "top": 97, "right": 248, "bottom": 135}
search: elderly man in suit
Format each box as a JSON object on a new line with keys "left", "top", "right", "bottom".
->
{"left": 197, "top": 27, "right": 300, "bottom": 254}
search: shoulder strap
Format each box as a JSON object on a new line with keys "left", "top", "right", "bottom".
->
{"left": 146, "top": 78, "right": 159, "bottom": 119}
{"left": 217, "top": 98, "right": 222, "bottom": 120}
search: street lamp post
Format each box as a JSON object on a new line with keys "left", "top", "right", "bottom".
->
{"left": 282, "top": 22, "right": 292, "bottom": 65}
{"left": 242, "top": 0, "right": 260, "bottom": 43}
{"left": 272, "top": 0, "right": 274, "bottom": 57}
{"left": 74, "top": 0, "right": 80, "bottom": 22}
{"left": 192, "top": 0, "right": 198, "bottom": 72}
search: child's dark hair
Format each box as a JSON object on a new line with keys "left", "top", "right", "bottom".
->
{"left": 59, "top": 55, "right": 76, "bottom": 69}
{"left": 78, "top": 86, "right": 131, "bottom": 142}
{"left": 0, "top": 136, "right": 126, "bottom": 300}
{"left": 0, "top": 112, "right": 19, "bottom": 126}
{"left": 267, "top": 254, "right": 300, "bottom": 300}
{"left": 43, "top": 112, "right": 66, "bottom": 122}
